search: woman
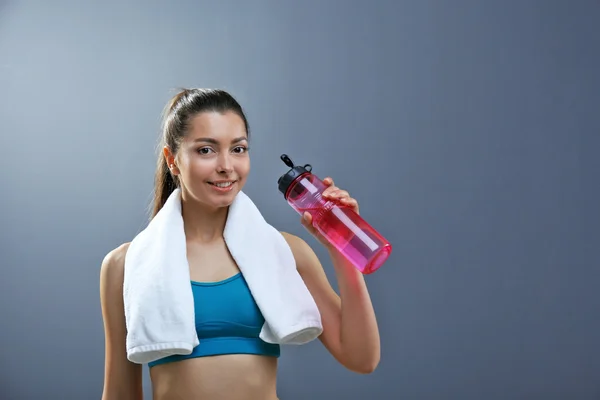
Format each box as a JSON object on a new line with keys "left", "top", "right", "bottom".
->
{"left": 99, "top": 88, "right": 380, "bottom": 400}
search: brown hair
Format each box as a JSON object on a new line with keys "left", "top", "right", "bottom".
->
{"left": 151, "top": 88, "right": 250, "bottom": 218}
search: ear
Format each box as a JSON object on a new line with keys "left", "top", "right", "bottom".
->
{"left": 163, "top": 146, "right": 180, "bottom": 175}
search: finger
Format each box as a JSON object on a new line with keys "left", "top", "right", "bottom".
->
{"left": 326, "top": 189, "right": 349, "bottom": 200}
{"left": 322, "top": 186, "right": 339, "bottom": 198}
{"left": 301, "top": 211, "right": 313, "bottom": 227}
{"left": 344, "top": 202, "right": 359, "bottom": 214}
{"left": 340, "top": 197, "right": 358, "bottom": 208}
{"left": 333, "top": 190, "right": 350, "bottom": 199}
{"left": 301, "top": 213, "right": 326, "bottom": 239}
{"left": 301, "top": 213, "right": 319, "bottom": 235}
{"left": 323, "top": 177, "right": 335, "bottom": 187}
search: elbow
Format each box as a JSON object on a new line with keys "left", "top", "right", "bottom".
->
{"left": 344, "top": 353, "right": 380, "bottom": 375}
{"left": 354, "top": 358, "right": 380, "bottom": 375}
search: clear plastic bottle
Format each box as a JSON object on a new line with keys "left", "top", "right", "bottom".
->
{"left": 277, "top": 154, "right": 392, "bottom": 274}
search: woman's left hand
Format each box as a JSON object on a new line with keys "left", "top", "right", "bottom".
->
{"left": 300, "top": 177, "right": 359, "bottom": 249}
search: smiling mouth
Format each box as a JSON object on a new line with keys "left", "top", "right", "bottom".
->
{"left": 208, "top": 181, "right": 236, "bottom": 188}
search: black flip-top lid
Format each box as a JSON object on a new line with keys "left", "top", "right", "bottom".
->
{"left": 277, "top": 154, "right": 312, "bottom": 197}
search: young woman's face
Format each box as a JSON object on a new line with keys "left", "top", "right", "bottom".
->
{"left": 168, "top": 110, "right": 250, "bottom": 209}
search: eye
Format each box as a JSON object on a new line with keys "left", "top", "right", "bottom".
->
{"left": 197, "top": 147, "right": 213, "bottom": 155}
{"left": 233, "top": 146, "right": 249, "bottom": 154}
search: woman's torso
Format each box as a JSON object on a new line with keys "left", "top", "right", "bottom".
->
{"left": 150, "top": 354, "right": 279, "bottom": 400}
{"left": 148, "top": 238, "right": 280, "bottom": 400}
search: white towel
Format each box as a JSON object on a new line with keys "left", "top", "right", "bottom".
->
{"left": 122, "top": 188, "right": 323, "bottom": 364}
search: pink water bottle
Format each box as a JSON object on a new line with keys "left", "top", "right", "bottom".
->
{"left": 277, "top": 154, "right": 392, "bottom": 274}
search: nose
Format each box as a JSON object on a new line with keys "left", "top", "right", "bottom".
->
{"left": 216, "top": 153, "right": 233, "bottom": 174}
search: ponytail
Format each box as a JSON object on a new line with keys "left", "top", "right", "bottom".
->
{"left": 149, "top": 89, "right": 187, "bottom": 219}
{"left": 151, "top": 154, "right": 178, "bottom": 219}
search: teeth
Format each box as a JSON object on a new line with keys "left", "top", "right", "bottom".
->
{"left": 213, "top": 181, "right": 233, "bottom": 188}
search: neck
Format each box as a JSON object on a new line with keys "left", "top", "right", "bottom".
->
{"left": 180, "top": 192, "right": 229, "bottom": 243}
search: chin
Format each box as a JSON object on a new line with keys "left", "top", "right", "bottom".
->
{"left": 209, "top": 195, "right": 237, "bottom": 209}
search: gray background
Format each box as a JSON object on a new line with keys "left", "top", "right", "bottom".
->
{"left": 1, "top": 1, "right": 599, "bottom": 399}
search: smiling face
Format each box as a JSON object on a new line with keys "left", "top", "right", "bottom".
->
{"left": 164, "top": 110, "right": 250, "bottom": 209}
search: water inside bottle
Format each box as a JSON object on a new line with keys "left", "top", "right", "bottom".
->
{"left": 298, "top": 203, "right": 391, "bottom": 274}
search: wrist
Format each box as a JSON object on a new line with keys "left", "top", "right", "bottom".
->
{"left": 328, "top": 247, "right": 357, "bottom": 272}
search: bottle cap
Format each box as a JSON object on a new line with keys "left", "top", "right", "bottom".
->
{"left": 277, "top": 154, "right": 312, "bottom": 197}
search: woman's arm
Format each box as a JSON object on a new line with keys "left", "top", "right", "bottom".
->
{"left": 282, "top": 232, "right": 381, "bottom": 374}
{"left": 280, "top": 176, "right": 381, "bottom": 374}
{"left": 99, "top": 243, "right": 144, "bottom": 399}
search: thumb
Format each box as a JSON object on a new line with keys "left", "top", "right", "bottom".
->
{"left": 300, "top": 212, "right": 328, "bottom": 246}
{"left": 301, "top": 212, "right": 318, "bottom": 235}
{"left": 301, "top": 211, "right": 312, "bottom": 226}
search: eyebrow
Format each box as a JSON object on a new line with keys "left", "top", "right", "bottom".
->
{"left": 192, "top": 137, "right": 248, "bottom": 145}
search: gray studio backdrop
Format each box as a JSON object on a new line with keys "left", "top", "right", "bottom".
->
{"left": 1, "top": 1, "right": 599, "bottom": 399}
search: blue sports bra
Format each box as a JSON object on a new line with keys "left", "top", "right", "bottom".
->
{"left": 148, "top": 272, "right": 280, "bottom": 368}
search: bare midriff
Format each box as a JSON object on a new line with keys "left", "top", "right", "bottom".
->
{"left": 149, "top": 354, "right": 280, "bottom": 400}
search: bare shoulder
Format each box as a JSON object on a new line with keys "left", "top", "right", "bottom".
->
{"left": 279, "top": 231, "right": 322, "bottom": 275}
{"left": 100, "top": 242, "right": 131, "bottom": 284}
{"left": 103, "top": 242, "right": 131, "bottom": 267}
{"left": 279, "top": 231, "right": 305, "bottom": 250}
